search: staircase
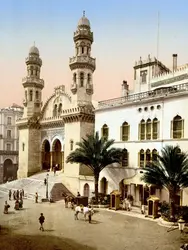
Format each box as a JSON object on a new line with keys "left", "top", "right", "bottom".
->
{"left": 0, "top": 171, "right": 75, "bottom": 201}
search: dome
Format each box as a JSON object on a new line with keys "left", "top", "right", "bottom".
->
{"left": 78, "top": 11, "right": 90, "bottom": 27}
{"left": 29, "top": 45, "right": 39, "bottom": 55}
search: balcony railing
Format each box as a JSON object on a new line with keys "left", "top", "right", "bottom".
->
{"left": 69, "top": 56, "right": 96, "bottom": 68}
{"left": 22, "top": 77, "right": 44, "bottom": 86}
{"left": 98, "top": 82, "right": 188, "bottom": 109}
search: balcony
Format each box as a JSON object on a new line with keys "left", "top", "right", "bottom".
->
{"left": 69, "top": 56, "right": 96, "bottom": 71}
{"left": 98, "top": 82, "right": 188, "bottom": 110}
{"left": 22, "top": 77, "right": 44, "bottom": 87}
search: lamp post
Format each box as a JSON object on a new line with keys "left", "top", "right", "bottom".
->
{"left": 46, "top": 173, "right": 49, "bottom": 200}
{"left": 178, "top": 218, "right": 185, "bottom": 233}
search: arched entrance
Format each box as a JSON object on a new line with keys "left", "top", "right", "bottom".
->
{"left": 41, "top": 140, "right": 51, "bottom": 170}
{"left": 83, "top": 183, "right": 90, "bottom": 197}
{"left": 119, "top": 179, "right": 128, "bottom": 199}
{"left": 3, "top": 159, "right": 16, "bottom": 182}
{"left": 100, "top": 177, "right": 108, "bottom": 195}
{"left": 52, "top": 139, "right": 63, "bottom": 170}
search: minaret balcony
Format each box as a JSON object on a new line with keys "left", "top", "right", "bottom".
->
{"left": 69, "top": 56, "right": 96, "bottom": 71}
{"left": 73, "top": 30, "right": 93, "bottom": 43}
{"left": 22, "top": 77, "right": 44, "bottom": 88}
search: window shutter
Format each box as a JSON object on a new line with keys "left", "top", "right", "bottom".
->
{"left": 170, "top": 120, "right": 173, "bottom": 138}
{"left": 157, "top": 120, "right": 160, "bottom": 139}
{"left": 120, "top": 126, "right": 122, "bottom": 141}
{"left": 182, "top": 119, "right": 184, "bottom": 138}
{"left": 138, "top": 124, "right": 141, "bottom": 140}
{"left": 128, "top": 125, "right": 130, "bottom": 140}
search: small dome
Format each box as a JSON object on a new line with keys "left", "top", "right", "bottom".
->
{"left": 29, "top": 46, "right": 39, "bottom": 55}
{"left": 78, "top": 12, "right": 90, "bottom": 27}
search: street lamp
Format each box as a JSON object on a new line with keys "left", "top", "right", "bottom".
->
{"left": 178, "top": 217, "right": 185, "bottom": 233}
{"left": 46, "top": 173, "right": 49, "bottom": 200}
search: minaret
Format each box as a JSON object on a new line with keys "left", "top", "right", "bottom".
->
{"left": 22, "top": 45, "right": 44, "bottom": 118}
{"left": 69, "top": 11, "right": 96, "bottom": 107}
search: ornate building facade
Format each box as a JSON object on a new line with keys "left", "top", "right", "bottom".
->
{"left": 95, "top": 54, "right": 188, "bottom": 206}
{"left": 0, "top": 104, "right": 23, "bottom": 183}
{"left": 17, "top": 13, "right": 96, "bottom": 196}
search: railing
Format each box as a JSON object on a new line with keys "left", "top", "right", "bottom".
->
{"left": 22, "top": 77, "right": 44, "bottom": 86}
{"left": 69, "top": 56, "right": 95, "bottom": 68}
{"left": 98, "top": 82, "right": 188, "bottom": 109}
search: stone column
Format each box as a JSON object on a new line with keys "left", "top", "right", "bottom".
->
{"left": 50, "top": 152, "right": 53, "bottom": 171}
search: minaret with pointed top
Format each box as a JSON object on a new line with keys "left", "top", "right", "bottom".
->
{"left": 69, "top": 12, "right": 96, "bottom": 107}
{"left": 22, "top": 45, "right": 44, "bottom": 118}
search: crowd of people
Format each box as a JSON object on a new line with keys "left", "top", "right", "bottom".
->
{"left": 4, "top": 189, "right": 24, "bottom": 214}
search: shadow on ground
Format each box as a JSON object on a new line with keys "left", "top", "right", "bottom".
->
{"left": 0, "top": 226, "right": 97, "bottom": 250}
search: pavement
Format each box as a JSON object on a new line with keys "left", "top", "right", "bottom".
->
{"left": 0, "top": 196, "right": 188, "bottom": 250}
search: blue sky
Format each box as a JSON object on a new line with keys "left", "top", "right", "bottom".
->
{"left": 0, "top": 0, "right": 188, "bottom": 106}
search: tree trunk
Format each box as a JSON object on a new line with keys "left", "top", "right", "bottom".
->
{"left": 169, "top": 191, "right": 176, "bottom": 221}
{"left": 94, "top": 174, "right": 99, "bottom": 204}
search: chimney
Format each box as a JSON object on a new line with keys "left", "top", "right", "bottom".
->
{"left": 172, "top": 54, "right": 177, "bottom": 71}
{"left": 122, "top": 81, "right": 129, "bottom": 97}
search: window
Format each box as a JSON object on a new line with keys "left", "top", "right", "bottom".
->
{"left": 6, "top": 143, "right": 11, "bottom": 151}
{"left": 7, "top": 130, "right": 11, "bottom": 138}
{"left": 36, "top": 91, "right": 39, "bottom": 100}
{"left": 73, "top": 73, "right": 77, "bottom": 83}
{"left": 22, "top": 143, "right": 25, "bottom": 151}
{"left": 139, "top": 149, "right": 145, "bottom": 168}
{"left": 134, "top": 69, "right": 136, "bottom": 80}
{"left": 81, "top": 47, "right": 84, "bottom": 54}
{"left": 122, "top": 149, "right": 128, "bottom": 167}
{"left": 53, "top": 104, "right": 57, "bottom": 117}
{"left": 121, "top": 122, "right": 130, "bottom": 141}
{"left": 87, "top": 74, "right": 91, "bottom": 84}
{"left": 171, "top": 115, "right": 184, "bottom": 139}
{"left": 29, "top": 90, "right": 33, "bottom": 101}
{"left": 30, "top": 66, "right": 33, "bottom": 76}
{"left": 25, "top": 90, "right": 27, "bottom": 101}
{"left": 58, "top": 103, "right": 62, "bottom": 116}
{"left": 70, "top": 140, "right": 74, "bottom": 151}
{"left": 140, "top": 70, "right": 147, "bottom": 83}
{"left": 101, "top": 124, "right": 109, "bottom": 140}
{"left": 139, "top": 120, "right": 145, "bottom": 140}
{"left": 146, "top": 149, "right": 151, "bottom": 165}
{"left": 146, "top": 119, "right": 151, "bottom": 140}
{"left": 80, "top": 72, "right": 84, "bottom": 87}
{"left": 7, "top": 117, "right": 12, "bottom": 125}
{"left": 152, "top": 118, "right": 159, "bottom": 139}
{"left": 152, "top": 149, "right": 158, "bottom": 162}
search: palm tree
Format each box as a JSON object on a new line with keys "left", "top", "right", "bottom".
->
{"left": 66, "top": 132, "right": 122, "bottom": 203}
{"left": 141, "top": 145, "right": 188, "bottom": 220}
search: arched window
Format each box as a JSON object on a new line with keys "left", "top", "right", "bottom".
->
{"left": 122, "top": 148, "right": 129, "bottom": 167}
{"left": 81, "top": 47, "right": 84, "bottom": 54}
{"left": 58, "top": 103, "right": 62, "bottom": 116}
{"left": 29, "top": 90, "right": 33, "bottom": 101}
{"left": 121, "top": 122, "right": 130, "bottom": 141}
{"left": 83, "top": 183, "right": 90, "bottom": 197}
{"left": 53, "top": 104, "right": 57, "bottom": 117}
{"left": 152, "top": 118, "right": 159, "bottom": 139}
{"left": 73, "top": 73, "right": 77, "bottom": 84}
{"left": 30, "top": 66, "right": 33, "bottom": 76}
{"left": 101, "top": 124, "right": 109, "bottom": 140}
{"left": 139, "top": 120, "right": 145, "bottom": 140}
{"left": 152, "top": 149, "right": 158, "bottom": 162}
{"left": 87, "top": 73, "right": 91, "bottom": 84}
{"left": 171, "top": 115, "right": 184, "bottom": 139}
{"left": 139, "top": 149, "right": 145, "bottom": 168}
{"left": 146, "top": 119, "right": 151, "bottom": 140}
{"left": 146, "top": 149, "right": 151, "bottom": 165}
{"left": 80, "top": 72, "right": 84, "bottom": 87}
{"left": 36, "top": 90, "right": 39, "bottom": 100}
{"left": 70, "top": 140, "right": 74, "bottom": 151}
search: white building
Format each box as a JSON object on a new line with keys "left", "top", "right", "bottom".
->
{"left": 0, "top": 104, "right": 23, "bottom": 183}
{"left": 95, "top": 54, "right": 188, "bottom": 206}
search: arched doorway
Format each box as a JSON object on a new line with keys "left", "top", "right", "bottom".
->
{"left": 119, "top": 179, "right": 128, "bottom": 199}
{"left": 41, "top": 140, "right": 51, "bottom": 170}
{"left": 52, "top": 139, "right": 62, "bottom": 170}
{"left": 3, "top": 159, "right": 15, "bottom": 182}
{"left": 100, "top": 177, "right": 108, "bottom": 195}
{"left": 83, "top": 183, "right": 90, "bottom": 197}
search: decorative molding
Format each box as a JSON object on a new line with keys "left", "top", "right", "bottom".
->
{"left": 151, "top": 74, "right": 188, "bottom": 88}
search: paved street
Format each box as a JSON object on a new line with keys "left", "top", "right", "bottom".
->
{"left": 0, "top": 195, "right": 187, "bottom": 250}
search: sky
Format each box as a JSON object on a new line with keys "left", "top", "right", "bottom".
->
{"left": 1, "top": 0, "right": 188, "bottom": 107}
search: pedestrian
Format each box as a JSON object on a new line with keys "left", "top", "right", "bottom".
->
{"left": 8, "top": 190, "right": 12, "bottom": 200}
{"left": 16, "top": 190, "right": 19, "bottom": 200}
{"left": 39, "top": 213, "right": 45, "bottom": 231}
{"left": 53, "top": 165, "right": 57, "bottom": 176}
{"left": 35, "top": 192, "right": 38, "bottom": 203}
{"left": 4, "top": 201, "right": 10, "bottom": 214}
{"left": 14, "top": 200, "right": 19, "bottom": 210}
{"left": 22, "top": 189, "right": 24, "bottom": 198}
{"left": 74, "top": 205, "right": 80, "bottom": 220}
{"left": 64, "top": 196, "right": 68, "bottom": 208}
{"left": 77, "top": 192, "right": 81, "bottom": 197}
{"left": 44, "top": 178, "right": 47, "bottom": 185}
{"left": 20, "top": 190, "right": 23, "bottom": 200}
